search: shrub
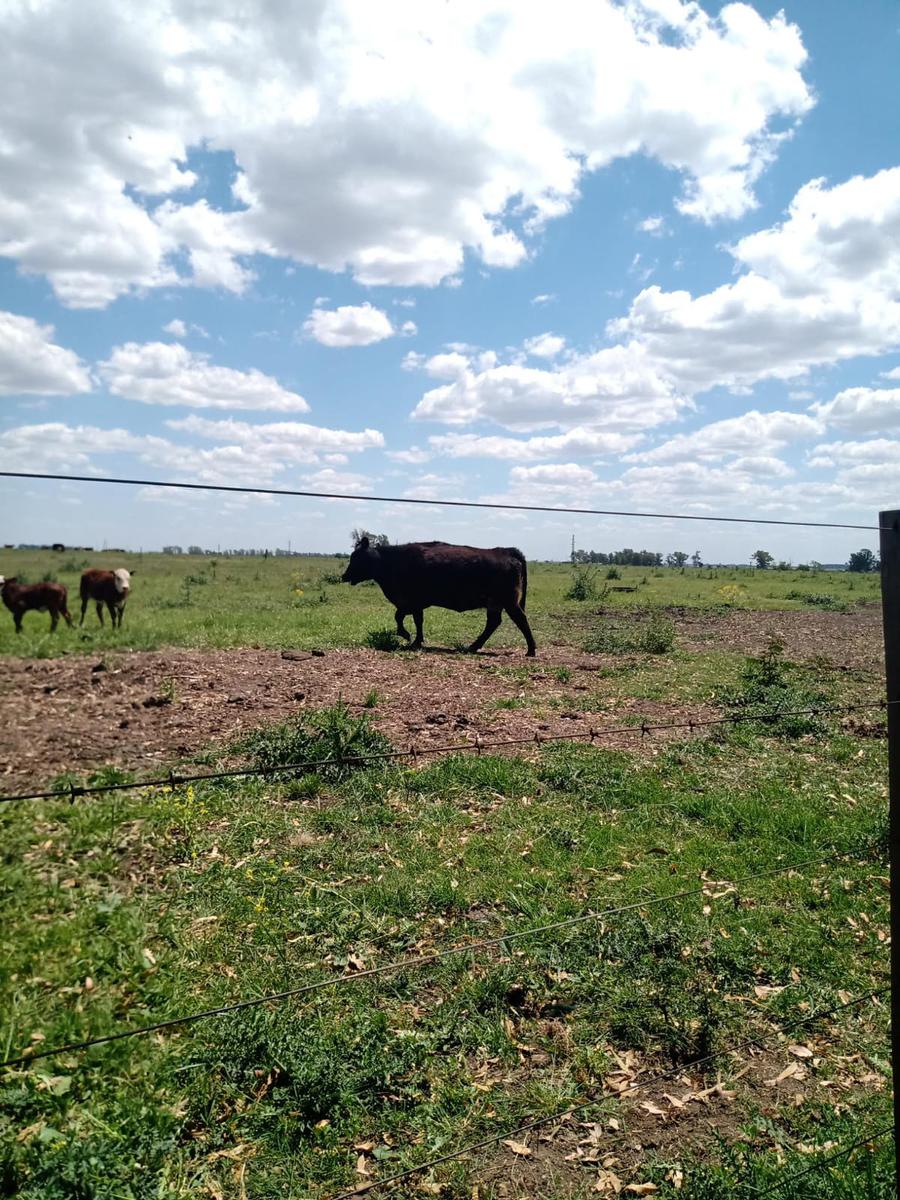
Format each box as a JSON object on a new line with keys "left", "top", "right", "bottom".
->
{"left": 584, "top": 612, "right": 675, "bottom": 655}
{"left": 565, "top": 564, "right": 600, "bottom": 601}
{"left": 605, "top": 566, "right": 621, "bottom": 580}
{"left": 785, "top": 590, "right": 848, "bottom": 612}
{"left": 235, "top": 701, "right": 393, "bottom": 780}
{"left": 718, "top": 639, "right": 829, "bottom": 737}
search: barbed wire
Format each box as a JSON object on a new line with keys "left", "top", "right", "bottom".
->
{"left": 0, "top": 470, "right": 886, "bottom": 531}
{"left": 0, "top": 846, "right": 879, "bottom": 1071}
{"left": 751, "top": 1124, "right": 894, "bottom": 1197}
{"left": 1, "top": 699, "right": 890, "bottom": 806}
{"left": 328, "top": 985, "right": 890, "bottom": 1199}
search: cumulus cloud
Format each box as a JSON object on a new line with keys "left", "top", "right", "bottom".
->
{"left": 611, "top": 168, "right": 900, "bottom": 393}
{"left": 411, "top": 343, "right": 686, "bottom": 433}
{"left": 0, "top": 0, "right": 812, "bottom": 305}
{"left": 0, "top": 423, "right": 171, "bottom": 472}
{"left": 807, "top": 438, "right": 900, "bottom": 469}
{"left": 0, "top": 311, "right": 92, "bottom": 396}
{"left": 163, "top": 319, "right": 187, "bottom": 338}
{"left": 99, "top": 342, "right": 310, "bottom": 411}
{"left": 811, "top": 386, "right": 900, "bottom": 434}
{"left": 167, "top": 415, "right": 383, "bottom": 460}
{"left": 430, "top": 428, "right": 640, "bottom": 460}
{"left": 638, "top": 216, "right": 666, "bottom": 235}
{"left": 523, "top": 332, "right": 566, "bottom": 359}
{"left": 509, "top": 463, "right": 599, "bottom": 490}
{"left": 628, "top": 410, "right": 822, "bottom": 464}
{"left": 303, "top": 302, "right": 396, "bottom": 348}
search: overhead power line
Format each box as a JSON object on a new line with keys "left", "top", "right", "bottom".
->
{"left": 0, "top": 470, "right": 883, "bottom": 531}
{"left": 0, "top": 848, "right": 874, "bottom": 1070}
{"left": 1, "top": 699, "right": 889, "bottom": 805}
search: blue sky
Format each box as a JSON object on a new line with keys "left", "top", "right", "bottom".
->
{"left": 1, "top": 0, "right": 898, "bottom": 563}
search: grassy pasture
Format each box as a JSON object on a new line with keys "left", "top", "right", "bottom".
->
{"left": 0, "top": 548, "right": 883, "bottom": 658}
{"left": 0, "top": 549, "right": 891, "bottom": 1196}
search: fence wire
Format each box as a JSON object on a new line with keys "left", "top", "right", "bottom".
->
{"left": 751, "top": 1124, "right": 895, "bottom": 1197}
{"left": 328, "top": 986, "right": 889, "bottom": 1199}
{"left": 0, "top": 470, "right": 884, "bottom": 530}
{"left": 1, "top": 699, "right": 890, "bottom": 805}
{"left": 0, "top": 845, "right": 882, "bottom": 1071}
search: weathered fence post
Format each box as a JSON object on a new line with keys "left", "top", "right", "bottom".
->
{"left": 879, "top": 508, "right": 900, "bottom": 1191}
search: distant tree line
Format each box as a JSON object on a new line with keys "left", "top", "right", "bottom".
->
{"left": 750, "top": 547, "right": 880, "bottom": 573}
{"left": 571, "top": 547, "right": 702, "bottom": 567}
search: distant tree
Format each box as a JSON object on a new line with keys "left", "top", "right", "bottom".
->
{"left": 775, "top": 560, "right": 792, "bottom": 571}
{"left": 666, "top": 551, "right": 689, "bottom": 568}
{"left": 188, "top": 544, "right": 204, "bottom": 555}
{"left": 351, "top": 528, "right": 390, "bottom": 548}
{"left": 847, "top": 548, "right": 879, "bottom": 573}
{"left": 690, "top": 550, "right": 703, "bottom": 568}
{"left": 752, "top": 550, "right": 774, "bottom": 570}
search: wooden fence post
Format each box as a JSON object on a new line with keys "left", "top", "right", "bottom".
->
{"left": 879, "top": 508, "right": 900, "bottom": 1191}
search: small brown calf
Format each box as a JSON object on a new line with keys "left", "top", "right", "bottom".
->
{"left": 80, "top": 568, "right": 133, "bottom": 629}
{"left": 0, "top": 576, "right": 73, "bottom": 633}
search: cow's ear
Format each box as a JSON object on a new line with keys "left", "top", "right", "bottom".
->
{"left": 359, "top": 536, "right": 369, "bottom": 550}
{"left": 130, "top": 569, "right": 137, "bottom": 576}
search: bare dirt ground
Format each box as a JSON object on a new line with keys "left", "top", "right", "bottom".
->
{"left": 0, "top": 606, "right": 884, "bottom": 793}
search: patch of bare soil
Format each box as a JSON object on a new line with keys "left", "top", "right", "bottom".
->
{"left": 671, "top": 603, "right": 885, "bottom": 677}
{"left": 472, "top": 1032, "right": 887, "bottom": 1197}
{"left": 0, "top": 606, "right": 883, "bottom": 793}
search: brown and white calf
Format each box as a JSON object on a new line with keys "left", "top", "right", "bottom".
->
{"left": 80, "top": 568, "right": 134, "bottom": 628}
{"left": 0, "top": 576, "right": 73, "bottom": 633}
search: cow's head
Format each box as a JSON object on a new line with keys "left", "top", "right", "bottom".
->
{"left": 114, "top": 568, "right": 132, "bottom": 594}
{"left": 342, "top": 536, "right": 378, "bottom": 585}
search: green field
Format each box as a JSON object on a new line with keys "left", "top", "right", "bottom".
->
{"left": 0, "top": 550, "right": 892, "bottom": 1197}
{"left": 0, "top": 548, "right": 884, "bottom": 657}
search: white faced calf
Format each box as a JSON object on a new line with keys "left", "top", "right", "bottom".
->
{"left": 79, "top": 568, "right": 134, "bottom": 629}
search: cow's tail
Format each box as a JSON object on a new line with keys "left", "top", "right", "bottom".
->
{"left": 510, "top": 547, "right": 528, "bottom": 609}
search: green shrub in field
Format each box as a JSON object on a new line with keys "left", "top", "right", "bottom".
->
{"left": 718, "top": 639, "right": 829, "bottom": 736}
{"left": 565, "top": 564, "right": 601, "bottom": 601}
{"left": 583, "top": 612, "right": 675, "bottom": 655}
{"left": 785, "top": 589, "right": 849, "bottom": 612}
{"left": 364, "top": 628, "right": 401, "bottom": 651}
{"left": 235, "top": 701, "right": 393, "bottom": 779}
{"left": 605, "top": 566, "right": 621, "bottom": 580}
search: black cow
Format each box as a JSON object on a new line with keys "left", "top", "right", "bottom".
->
{"left": 342, "top": 539, "right": 536, "bottom": 656}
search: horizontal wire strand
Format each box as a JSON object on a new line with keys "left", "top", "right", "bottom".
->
{"left": 1, "top": 699, "right": 890, "bottom": 805}
{"left": 749, "top": 1124, "right": 895, "bottom": 1197}
{"left": 0, "top": 847, "right": 876, "bottom": 1070}
{"left": 0, "top": 470, "right": 885, "bottom": 531}
{"left": 329, "top": 986, "right": 890, "bottom": 1199}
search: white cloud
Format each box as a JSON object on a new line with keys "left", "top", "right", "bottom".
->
{"left": 430, "top": 428, "right": 640, "bottom": 460}
{"left": 0, "top": 311, "right": 92, "bottom": 396}
{"left": 99, "top": 342, "right": 310, "bottom": 412}
{"left": 523, "top": 332, "right": 566, "bottom": 359}
{"left": 638, "top": 216, "right": 665, "bottom": 235}
{"left": 531, "top": 293, "right": 557, "bottom": 306}
{"left": 399, "top": 320, "right": 418, "bottom": 337}
{"left": 386, "top": 446, "right": 432, "bottom": 464}
{"left": 163, "top": 319, "right": 187, "bottom": 338}
{"left": 0, "top": 422, "right": 173, "bottom": 472}
{"left": 509, "top": 463, "right": 599, "bottom": 490}
{"left": 411, "top": 343, "right": 686, "bottom": 433}
{"left": 811, "top": 386, "right": 900, "bottom": 435}
{"left": 166, "top": 414, "right": 383, "bottom": 459}
{"left": 612, "top": 168, "right": 900, "bottom": 394}
{"left": 807, "top": 438, "right": 900, "bottom": 469}
{"left": 303, "top": 303, "right": 395, "bottom": 348}
{"left": 628, "top": 410, "right": 822, "bottom": 464}
{"left": 0, "top": 0, "right": 812, "bottom": 305}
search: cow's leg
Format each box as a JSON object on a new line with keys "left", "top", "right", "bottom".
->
{"left": 504, "top": 603, "right": 537, "bottom": 657}
{"left": 395, "top": 608, "right": 412, "bottom": 642}
{"left": 468, "top": 609, "right": 502, "bottom": 653}
{"left": 116, "top": 603, "right": 125, "bottom": 629}
{"left": 79, "top": 596, "right": 88, "bottom": 625}
{"left": 107, "top": 600, "right": 117, "bottom": 627}
{"left": 62, "top": 605, "right": 73, "bottom": 628}
{"left": 410, "top": 610, "right": 425, "bottom": 649}
{"left": 95, "top": 601, "right": 104, "bottom": 626}
{"left": 13, "top": 608, "right": 23, "bottom": 634}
